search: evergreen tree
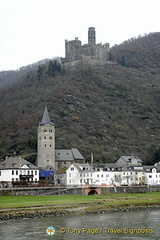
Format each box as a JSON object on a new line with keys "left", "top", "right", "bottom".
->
{"left": 47, "top": 60, "right": 55, "bottom": 77}
{"left": 37, "top": 66, "right": 43, "bottom": 80}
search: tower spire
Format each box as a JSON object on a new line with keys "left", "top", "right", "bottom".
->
{"left": 40, "top": 106, "right": 54, "bottom": 125}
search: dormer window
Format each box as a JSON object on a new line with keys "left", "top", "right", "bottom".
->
{"left": 12, "top": 163, "right": 17, "bottom": 167}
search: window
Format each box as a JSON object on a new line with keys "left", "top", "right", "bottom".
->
{"left": 16, "top": 178, "right": 18, "bottom": 181}
{"left": 97, "top": 174, "right": 99, "bottom": 177}
{"left": 35, "top": 171, "right": 37, "bottom": 175}
{"left": 101, "top": 174, "right": 103, "bottom": 177}
{"left": 43, "top": 129, "right": 47, "bottom": 132}
{"left": 44, "top": 136, "right": 46, "bottom": 139}
{"left": 16, "top": 170, "right": 18, "bottom": 175}
{"left": 12, "top": 170, "right": 14, "bottom": 175}
{"left": 91, "top": 173, "right": 92, "bottom": 177}
{"left": 45, "top": 144, "right": 46, "bottom": 147}
{"left": 31, "top": 171, "right": 33, "bottom": 175}
{"left": 28, "top": 171, "right": 30, "bottom": 175}
{"left": 50, "top": 145, "right": 52, "bottom": 147}
{"left": 69, "top": 180, "right": 71, "bottom": 183}
{"left": 71, "top": 167, "right": 74, "bottom": 171}
{"left": 80, "top": 179, "right": 82, "bottom": 183}
{"left": 0, "top": 171, "right": 1, "bottom": 176}
{"left": 149, "top": 175, "right": 152, "bottom": 178}
{"left": 87, "top": 173, "right": 89, "bottom": 177}
{"left": 49, "top": 129, "right": 52, "bottom": 132}
{"left": 49, "top": 136, "right": 52, "bottom": 140}
{"left": 12, "top": 178, "right": 14, "bottom": 181}
{"left": 69, "top": 173, "right": 71, "bottom": 177}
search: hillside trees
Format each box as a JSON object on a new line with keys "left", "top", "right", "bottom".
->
{"left": 0, "top": 33, "right": 160, "bottom": 164}
{"left": 111, "top": 32, "right": 160, "bottom": 73}
{"left": 47, "top": 60, "right": 61, "bottom": 77}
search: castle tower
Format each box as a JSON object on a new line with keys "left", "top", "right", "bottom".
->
{"left": 88, "top": 27, "right": 96, "bottom": 46}
{"left": 37, "top": 106, "right": 55, "bottom": 169}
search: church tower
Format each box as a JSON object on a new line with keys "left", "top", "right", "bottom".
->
{"left": 37, "top": 106, "right": 55, "bottom": 169}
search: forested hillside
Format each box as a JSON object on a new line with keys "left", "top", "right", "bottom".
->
{"left": 0, "top": 32, "right": 160, "bottom": 165}
{"left": 111, "top": 32, "right": 160, "bottom": 73}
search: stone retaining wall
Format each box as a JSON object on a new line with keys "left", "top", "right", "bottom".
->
{"left": 0, "top": 186, "right": 160, "bottom": 196}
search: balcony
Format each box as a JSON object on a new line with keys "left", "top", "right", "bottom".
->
{"left": 19, "top": 174, "right": 34, "bottom": 180}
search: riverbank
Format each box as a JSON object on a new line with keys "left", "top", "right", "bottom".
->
{"left": 0, "top": 192, "right": 160, "bottom": 221}
{"left": 1, "top": 202, "right": 160, "bottom": 221}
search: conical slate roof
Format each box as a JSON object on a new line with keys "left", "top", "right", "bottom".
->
{"left": 39, "top": 106, "right": 54, "bottom": 125}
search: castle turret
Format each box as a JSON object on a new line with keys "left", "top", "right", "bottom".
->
{"left": 88, "top": 27, "right": 96, "bottom": 46}
{"left": 37, "top": 106, "right": 55, "bottom": 169}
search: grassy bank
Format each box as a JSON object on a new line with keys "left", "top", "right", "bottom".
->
{"left": 0, "top": 192, "right": 160, "bottom": 209}
{"left": 0, "top": 192, "right": 160, "bottom": 220}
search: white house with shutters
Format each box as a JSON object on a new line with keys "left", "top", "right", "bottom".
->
{"left": 64, "top": 163, "right": 121, "bottom": 187}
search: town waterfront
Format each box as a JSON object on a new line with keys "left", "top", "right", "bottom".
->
{"left": 0, "top": 209, "right": 159, "bottom": 240}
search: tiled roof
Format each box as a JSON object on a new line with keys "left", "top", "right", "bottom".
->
{"left": 120, "top": 156, "right": 143, "bottom": 162}
{"left": 0, "top": 156, "right": 38, "bottom": 169}
{"left": 55, "top": 148, "right": 85, "bottom": 161}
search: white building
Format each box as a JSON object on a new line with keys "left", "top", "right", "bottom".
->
{"left": 66, "top": 163, "right": 94, "bottom": 187}
{"left": 0, "top": 156, "right": 39, "bottom": 187}
{"left": 64, "top": 163, "right": 121, "bottom": 187}
{"left": 55, "top": 157, "right": 160, "bottom": 188}
{"left": 145, "top": 165, "right": 160, "bottom": 186}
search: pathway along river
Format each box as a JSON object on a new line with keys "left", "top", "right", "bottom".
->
{"left": 0, "top": 209, "right": 160, "bottom": 240}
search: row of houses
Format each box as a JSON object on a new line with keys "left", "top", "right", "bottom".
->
{"left": 55, "top": 156, "right": 160, "bottom": 187}
{"left": 0, "top": 155, "right": 160, "bottom": 188}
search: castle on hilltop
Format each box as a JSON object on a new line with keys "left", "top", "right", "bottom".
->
{"left": 63, "top": 27, "right": 110, "bottom": 63}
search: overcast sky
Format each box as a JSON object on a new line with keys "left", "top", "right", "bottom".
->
{"left": 0, "top": 0, "right": 159, "bottom": 71}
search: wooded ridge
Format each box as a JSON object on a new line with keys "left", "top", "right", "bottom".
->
{"left": 0, "top": 32, "right": 160, "bottom": 165}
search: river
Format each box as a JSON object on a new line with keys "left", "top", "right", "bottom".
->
{"left": 0, "top": 209, "right": 159, "bottom": 240}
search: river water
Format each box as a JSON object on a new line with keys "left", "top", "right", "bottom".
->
{"left": 0, "top": 210, "right": 160, "bottom": 240}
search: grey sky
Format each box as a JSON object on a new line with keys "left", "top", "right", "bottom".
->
{"left": 0, "top": 0, "right": 159, "bottom": 71}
